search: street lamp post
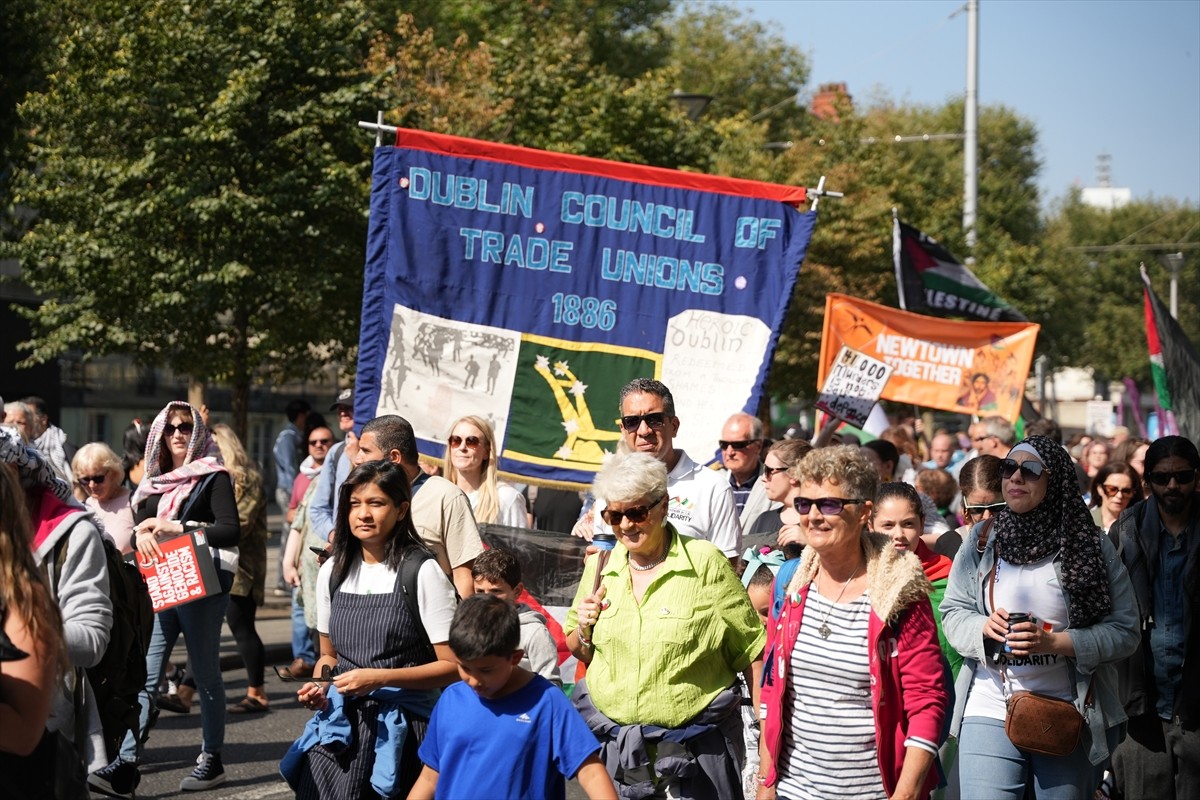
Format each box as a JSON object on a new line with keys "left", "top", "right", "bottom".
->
{"left": 1158, "top": 252, "right": 1184, "bottom": 319}
{"left": 669, "top": 90, "right": 714, "bottom": 121}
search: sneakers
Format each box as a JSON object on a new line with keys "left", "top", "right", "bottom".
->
{"left": 179, "top": 751, "right": 225, "bottom": 791}
{"left": 88, "top": 758, "right": 140, "bottom": 798}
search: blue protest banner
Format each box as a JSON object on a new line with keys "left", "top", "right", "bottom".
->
{"left": 356, "top": 129, "right": 817, "bottom": 487}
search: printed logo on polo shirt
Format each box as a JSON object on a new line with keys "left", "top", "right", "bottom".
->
{"left": 516, "top": 712, "right": 532, "bottom": 724}
{"left": 667, "top": 495, "right": 694, "bottom": 524}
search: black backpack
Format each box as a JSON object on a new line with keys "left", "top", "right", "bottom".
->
{"left": 51, "top": 530, "right": 155, "bottom": 761}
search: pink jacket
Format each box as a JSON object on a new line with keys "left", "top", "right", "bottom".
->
{"left": 759, "top": 532, "right": 948, "bottom": 798}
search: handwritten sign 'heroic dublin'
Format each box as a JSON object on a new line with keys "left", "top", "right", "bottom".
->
{"left": 355, "top": 129, "right": 817, "bottom": 487}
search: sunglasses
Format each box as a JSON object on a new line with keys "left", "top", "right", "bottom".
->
{"left": 620, "top": 412, "right": 668, "bottom": 432}
{"left": 448, "top": 434, "right": 482, "bottom": 449}
{"left": 600, "top": 495, "right": 666, "bottom": 526}
{"left": 1147, "top": 468, "right": 1197, "bottom": 486}
{"left": 963, "top": 501, "right": 1007, "bottom": 516}
{"left": 1000, "top": 458, "right": 1047, "bottom": 481}
{"left": 794, "top": 496, "right": 865, "bottom": 515}
{"left": 719, "top": 439, "right": 759, "bottom": 450}
{"left": 1100, "top": 484, "right": 1135, "bottom": 498}
{"left": 762, "top": 464, "right": 789, "bottom": 478}
{"left": 163, "top": 422, "right": 195, "bottom": 437}
{"left": 308, "top": 437, "right": 333, "bottom": 446}
{"left": 79, "top": 474, "right": 107, "bottom": 486}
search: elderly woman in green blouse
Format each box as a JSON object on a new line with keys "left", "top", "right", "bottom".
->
{"left": 567, "top": 451, "right": 765, "bottom": 799}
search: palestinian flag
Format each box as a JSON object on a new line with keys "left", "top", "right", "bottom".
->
{"left": 1142, "top": 266, "right": 1200, "bottom": 441}
{"left": 893, "top": 215, "right": 1026, "bottom": 323}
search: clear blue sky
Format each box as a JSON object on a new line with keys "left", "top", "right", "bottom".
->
{"left": 731, "top": 0, "right": 1200, "bottom": 208}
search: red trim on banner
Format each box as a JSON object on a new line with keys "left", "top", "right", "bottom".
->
{"left": 390, "top": 127, "right": 808, "bottom": 205}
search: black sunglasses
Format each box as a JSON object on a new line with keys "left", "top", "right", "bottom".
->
{"left": 600, "top": 495, "right": 666, "bottom": 526}
{"left": 1147, "top": 468, "right": 1197, "bottom": 486}
{"left": 1000, "top": 458, "right": 1047, "bottom": 481}
{"left": 963, "top": 501, "right": 1007, "bottom": 516}
{"left": 762, "top": 464, "right": 789, "bottom": 478}
{"left": 620, "top": 412, "right": 668, "bottom": 432}
{"left": 308, "top": 437, "right": 332, "bottom": 446}
{"left": 448, "top": 434, "right": 482, "bottom": 449}
{"left": 794, "top": 496, "right": 865, "bottom": 515}
{"left": 719, "top": 439, "right": 759, "bottom": 450}
{"left": 79, "top": 474, "right": 107, "bottom": 486}
{"left": 163, "top": 422, "right": 195, "bottom": 437}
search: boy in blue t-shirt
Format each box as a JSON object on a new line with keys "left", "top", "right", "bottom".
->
{"left": 410, "top": 594, "right": 616, "bottom": 800}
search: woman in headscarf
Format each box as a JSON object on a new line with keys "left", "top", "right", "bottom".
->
{"left": 99, "top": 401, "right": 240, "bottom": 795}
{"left": 941, "top": 435, "right": 1139, "bottom": 799}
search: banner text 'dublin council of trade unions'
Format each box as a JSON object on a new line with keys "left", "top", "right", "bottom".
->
{"left": 356, "top": 129, "right": 817, "bottom": 487}
{"left": 818, "top": 293, "right": 1040, "bottom": 425}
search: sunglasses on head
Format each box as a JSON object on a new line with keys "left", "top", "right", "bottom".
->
{"left": 79, "top": 474, "right": 107, "bottom": 486}
{"left": 620, "top": 412, "right": 668, "bottom": 432}
{"left": 1147, "top": 468, "right": 1197, "bottom": 486}
{"left": 719, "top": 439, "right": 759, "bottom": 450}
{"left": 794, "top": 496, "right": 865, "bottom": 515}
{"left": 448, "top": 434, "right": 482, "bottom": 449}
{"left": 963, "top": 501, "right": 1007, "bottom": 516}
{"left": 600, "top": 495, "right": 666, "bottom": 526}
{"left": 308, "top": 437, "right": 332, "bottom": 446}
{"left": 163, "top": 422, "right": 194, "bottom": 437}
{"left": 1100, "top": 484, "right": 1135, "bottom": 498}
{"left": 1000, "top": 458, "right": 1047, "bottom": 481}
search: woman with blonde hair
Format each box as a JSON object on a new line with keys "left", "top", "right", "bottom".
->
{"left": 442, "top": 415, "right": 527, "bottom": 527}
{"left": 210, "top": 423, "right": 270, "bottom": 714}
{"left": 0, "top": 461, "right": 69, "bottom": 797}
{"left": 72, "top": 442, "right": 136, "bottom": 552}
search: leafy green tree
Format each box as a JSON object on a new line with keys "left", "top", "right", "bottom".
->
{"left": 0, "top": 0, "right": 51, "bottom": 225}
{"left": 10, "top": 0, "right": 378, "bottom": 437}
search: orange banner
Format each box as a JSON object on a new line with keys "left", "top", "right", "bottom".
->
{"left": 818, "top": 294, "right": 1040, "bottom": 423}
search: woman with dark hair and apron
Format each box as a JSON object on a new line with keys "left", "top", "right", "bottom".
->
{"left": 284, "top": 460, "right": 458, "bottom": 799}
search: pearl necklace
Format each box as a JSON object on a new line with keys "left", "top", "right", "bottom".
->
{"left": 629, "top": 533, "right": 670, "bottom": 572}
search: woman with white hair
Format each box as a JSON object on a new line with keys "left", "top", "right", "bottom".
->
{"left": 567, "top": 451, "right": 765, "bottom": 798}
{"left": 72, "top": 442, "right": 135, "bottom": 552}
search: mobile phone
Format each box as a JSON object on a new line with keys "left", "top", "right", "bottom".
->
{"left": 309, "top": 546, "right": 329, "bottom": 556}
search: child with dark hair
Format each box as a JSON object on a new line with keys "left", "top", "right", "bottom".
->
{"left": 410, "top": 594, "right": 617, "bottom": 800}
{"left": 471, "top": 549, "right": 562, "bottom": 686}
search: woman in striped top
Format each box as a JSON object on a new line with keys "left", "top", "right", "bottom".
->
{"left": 758, "top": 446, "right": 948, "bottom": 800}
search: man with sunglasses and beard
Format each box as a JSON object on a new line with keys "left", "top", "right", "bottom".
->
{"left": 589, "top": 379, "right": 743, "bottom": 561}
{"left": 1110, "top": 435, "right": 1200, "bottom": 800}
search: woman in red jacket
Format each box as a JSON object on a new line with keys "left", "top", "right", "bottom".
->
{"left": 757, "top": 446, "right": 948, "bottom": 800}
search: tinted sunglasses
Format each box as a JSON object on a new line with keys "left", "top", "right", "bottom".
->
{"left": 794, "top": 496, "right": 865, "bottom": 515}
{"left": 620, "top": 412, "right": 668, "bottom": 432}
{"left": 600, "top": 494, "right": 666, "bottom": 526}
{"left": 308, "top": 437, "right": 333, "bottom": 446}
{"left": 762, "top": 464, "right": 789, "bottom": 478}
{"left": 163, "top": 422, "right": 195, "bottom": 437}
{"left": 1000, "top": 458, "right": 1047, "bottom": 481}
{"left": 448, "top": 434, "right": 482, "bottom": 449}
{"left": 719, "top": 439, "right": 759, "bottom": 450}
{"left": 963, "top": 501, "right": 1007, "bottom": 516}
{"left": 79, "top": 474, "right": 107, "bottom": 486}
{"left": 1147, "top": 468, "right": 1197, "bottom": 486}
{"left": 1100, "top": 484, "right": 1135, "bottom": 498}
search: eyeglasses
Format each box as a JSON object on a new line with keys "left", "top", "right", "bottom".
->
{"left": 1147, "top": 468, "right": 1197, "bottom": 486}
{"left": 308, "top": 437, "right": 332, "bottom": 446}
{"left": 600, "top": 495, "right": 666, "bottom": 526}
{"left": 719, "top": 439, "right": 760, "bottom": 450}
{"left": 1100, "top": 484, "right": 1135, "bottom": 498}
{"left": 1000, "top": 458, "right": 1047, "bottom": 481}
{"left": 448, "top": 434, "right": 482, "bottom": 449}
{"left": 620, "top": 412, "right": 668, "bottom": 432}
{"left": 79, "top": 474, "right": 107, "bottom": 486}
{"left": 163, "top": 422, "right": 195, "bottom": 437}
{"left": 794, "top": 496, "right": 865, "bottom": 515}
{"left": 963, "top": 501, "right": 1007, "bottom": 516}
{"left": 971, "top": 434, "right": 996, "bottom": 444}
{"left": 762, "top": 464, "right": 789, "bottom": 478}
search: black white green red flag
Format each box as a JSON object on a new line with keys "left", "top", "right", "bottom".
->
{"left": 1142, "top": 265, "right": 1200, "bottom": 441}
{"left": 892, "top": 215, "right": 1026, "bottom": 323}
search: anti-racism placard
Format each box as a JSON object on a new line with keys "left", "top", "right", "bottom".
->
{"left": 818, "top": 294, "right": 1040, "bottom": 423}
{"left": 356, "top": 129, "right": 817, "bottom": 487}
{"left": 129, "top": 530, "right": 222, "bottom": 613}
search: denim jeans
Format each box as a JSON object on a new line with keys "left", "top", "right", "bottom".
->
{"left": 291, "top": 588, "right": 316, "bottom": 664}
{"left": 120, "top": 569, "right": 233, "bottom": 762}
{"left": 958, "top": 716, "right": 1110, "bottom": 799}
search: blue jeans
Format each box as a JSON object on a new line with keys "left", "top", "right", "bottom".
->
{"left": 291, "top": 588, "right": 316, "bottom": 664}
{"left": 120, "top": 570, "right": 232, "bottom": 762}
{"left": 958, "top": 716, "right": 1110, "bottom": 799}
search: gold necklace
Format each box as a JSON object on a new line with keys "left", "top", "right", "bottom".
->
{"left": 815, "top": 567, "right": 861, "bottom": 639}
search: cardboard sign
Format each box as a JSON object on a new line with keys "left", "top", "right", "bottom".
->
{"left": 816, "top": 346, "right": 894, "bottom": 428}
{"left": 129, "top": 530, "right": 221, "bottom": 612}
